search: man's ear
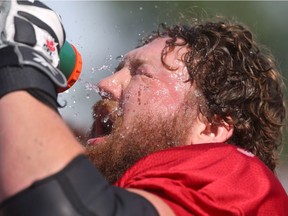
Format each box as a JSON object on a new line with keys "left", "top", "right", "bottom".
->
{"left": 189, "top": 115, "right": 234, "bottom": 144}
{"left": 201, "top": 119, "right": 234, "bottom": 143}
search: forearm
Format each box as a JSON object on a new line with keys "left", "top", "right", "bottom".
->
{"left": 0, "top": 90, "right": 84, "bottom": 202}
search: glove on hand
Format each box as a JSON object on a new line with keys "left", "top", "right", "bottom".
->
{"left": 0, "top": 0, "right": 67, "bottom": 88}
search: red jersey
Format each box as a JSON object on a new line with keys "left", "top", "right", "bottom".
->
{"left": 115, "top": 143, "right": 288, "bottom": 215}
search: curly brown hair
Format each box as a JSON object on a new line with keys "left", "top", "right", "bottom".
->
{"left": 141, "top": 19, "right": 286, "bottom": 171}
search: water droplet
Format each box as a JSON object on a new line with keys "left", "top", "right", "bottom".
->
{"left": 98, "top": 64, "right": 109, "bottom": 71}
{"left": 116, "top": 107, "right": 123, "bottom": 116}
{"left": 108, "top": 55, "right": 113, "bottom": 61}
{"left": 85, "top": 82, "right": 99, "bottom": 93}
{"left": 101, "top": 115, "right": 109, "bottom": 123}
{"left": 91, "top": 67, "right": 97, "bottom": 73}
{"left": 99, "top": 89, "right": 111, "bottom": 99}
{"left": 139, "top": 7, "right": 143, "bottom": 10}
{"left": 74, "top": 112, "right": 79, "bottom": 117}
{"left": 175, "top": 84, "right": 181, "bottom": 91}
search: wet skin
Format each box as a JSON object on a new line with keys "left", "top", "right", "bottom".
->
{"left": 91, "top": 38, "right": 195, "bottom": 143}
{"left": 89, "top": 36, "right": 235, "bottom": 147}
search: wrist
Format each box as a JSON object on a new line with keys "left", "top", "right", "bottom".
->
{"left": 0, "top": 66, "right": 58, "bottom": 110}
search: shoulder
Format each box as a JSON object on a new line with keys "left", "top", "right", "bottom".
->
{"left": 117, "top": 143, "right": 288, "bottom": 215}
{"left": 116, "top": 143, "right": 281, "bottom": 189}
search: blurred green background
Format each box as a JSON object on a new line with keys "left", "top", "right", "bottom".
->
{"left": 45, "top": 1, "right": 288, "bottom": 192}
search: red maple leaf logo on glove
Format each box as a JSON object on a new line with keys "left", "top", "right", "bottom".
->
{"left": 46, "top": 40, "right": 55, "bottom": 52}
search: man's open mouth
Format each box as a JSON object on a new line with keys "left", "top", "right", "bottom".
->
{"left": 89, "top": 99, "right": 121, "bottom": 139}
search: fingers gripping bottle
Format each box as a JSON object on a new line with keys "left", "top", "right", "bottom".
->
{"left": 58, "top": 41, "right": 82, "bottom": 92}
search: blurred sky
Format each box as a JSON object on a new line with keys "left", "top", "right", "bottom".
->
{"left": 44, "top": 1, "right": 288, "bottom": 192}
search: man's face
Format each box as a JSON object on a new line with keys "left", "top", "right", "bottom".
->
{"left": 89, "top": 38, "right": 195, "bottom": 144}
{"left": 87, "top": 38, "right": 198, "bottom": 183}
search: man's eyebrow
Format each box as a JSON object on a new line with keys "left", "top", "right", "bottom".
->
{"left": 131, "top": 59, "right": 146, "bottom": 67}
{"left": 114, "top": 57, "right": 147, "bottom": 73}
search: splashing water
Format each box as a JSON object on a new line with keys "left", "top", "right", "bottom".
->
{"left": 101, "top": 115, "right": 110, "bottom": 124}
{"left": 84, "top": 81, "right": 98, "bottom": 92}
{"left": 61, "top": 54, "right": 124, "bottom": 118}
{"left": 80, "top": 54, "right": 126, "bottom": 100}
{"left": 97, "top": 65, "right": 110, "bottom": 71}
{"left": 92, "top": 54, "right": 115, "bottom": 72}
{"left": 84, "top": 81, "right": 112, "bottom": 99}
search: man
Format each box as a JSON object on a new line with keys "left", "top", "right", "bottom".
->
{"left": 0, "top": 1, "right": 287, "bottom": 215}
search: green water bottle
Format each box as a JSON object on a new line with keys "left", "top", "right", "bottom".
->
{"left": 58, "top": 41, "right": 82, "bottom": 92}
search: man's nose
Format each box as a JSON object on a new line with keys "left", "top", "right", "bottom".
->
{"left": 97, "top": 70, "right": 130, "bottom": 100}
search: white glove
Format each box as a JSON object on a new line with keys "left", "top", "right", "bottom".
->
{"left": 0, "top": 0, "right": 67, "bottom": 88}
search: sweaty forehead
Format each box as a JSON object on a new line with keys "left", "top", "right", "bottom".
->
{"left": 114, "top": 38, "right": 168, "bottom": 72}
{"left": 124, "top": 37, "right": 187, "bottom": 65}
{"left": 128, "top": 38, "right": 168, "bottom": 59}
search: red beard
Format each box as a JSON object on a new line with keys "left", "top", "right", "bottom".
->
{"left": 86, "top": 98, "right": 196, "bottom": 184}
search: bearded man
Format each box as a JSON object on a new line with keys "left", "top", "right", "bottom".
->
{"left": 0, "top": 1, "right": 287, "bottom": 216}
